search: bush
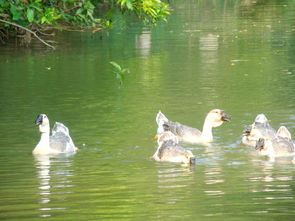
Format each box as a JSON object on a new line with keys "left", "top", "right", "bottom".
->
{"left": 0, "top": 0, "right": 170, "bottom": 47}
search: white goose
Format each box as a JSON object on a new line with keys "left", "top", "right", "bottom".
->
{"left": 155, "top": 109, "right": 230, "bottom": 144}
{"left": 242, "top": 114, "right": 276, "bottom": 147}
{"left": 33, "top": 114, "right": 77, "bottom": 155}
{"left": 255, "top": 126, "right": 295, "bottom": 158}
{"left": 152, "top": 131, "right": 195, "bottom": 165}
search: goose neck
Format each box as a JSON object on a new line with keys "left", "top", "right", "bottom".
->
{"left": 201, "top": 121, "right": 213, "bottom": 142}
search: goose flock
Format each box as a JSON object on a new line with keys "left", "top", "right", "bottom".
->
{"left": 33, "top": 110, "right": 295, "bottom": 164}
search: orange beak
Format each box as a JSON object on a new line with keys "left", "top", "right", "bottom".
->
{"left": 153, "top": 134, "right": 159, "bottom": 140}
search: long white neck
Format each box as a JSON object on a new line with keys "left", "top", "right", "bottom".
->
{"left": 33, "top": 125, "right": 51, "bottom": 155}
{"left": 201, "top": 120, "right": 213, "bottom": 142}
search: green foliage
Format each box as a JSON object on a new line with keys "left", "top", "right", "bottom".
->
{"left": 0, "top": 0, "right": 170, "bottom": 29}
{"left": 0, "top": 0, "right": 102, "bottom": 27}
{"left": 0, "top": 0, "right": 170, "bottom": 46}
{"left": 110, "top": 61, "right": 130, "bottom": 85}
{"left": 117, "top": 0, "right": 170, "bottom": 23}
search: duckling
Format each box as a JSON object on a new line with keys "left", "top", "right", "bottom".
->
{"left": 242, "top": 114, "right": 276, "bottom": 147}
{"left": 33, "top": 114, "right": 77, "bottom": 155}
{"left": 255, "top": 126, "right": 295, "bottom": 158}
{"left": 155, "top": 109, "right": 230, "bottom": 144}
{"left": 152, "top": 131, "right": 196, "bottom": 165}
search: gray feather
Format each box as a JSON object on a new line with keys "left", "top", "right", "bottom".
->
{"left": 158, "top": 140, "right": 190, "bottom": 159}
{"left": 50, "top": 122, "right": 76, "bottom": 153}
{"left": 163, "top": 121, "right": 201, "bottom": 138}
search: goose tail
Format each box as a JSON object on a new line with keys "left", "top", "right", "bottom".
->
{"left": 156, "top": 111, "right": 169, "bottom": 134}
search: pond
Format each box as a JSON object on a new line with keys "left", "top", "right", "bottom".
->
{"left": 1, "top": 0, "right": 295, "bottom": 220}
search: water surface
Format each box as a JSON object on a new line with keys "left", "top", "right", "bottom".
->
{"left": 1, "top": 0, "right": 295, "bottom": 220}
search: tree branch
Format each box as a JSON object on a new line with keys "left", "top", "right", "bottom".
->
{"left": 0, "top": 19, "right": 56, "bottom": 50}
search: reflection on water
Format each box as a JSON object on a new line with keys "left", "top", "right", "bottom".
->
{"left": 34, "top": 154, "right": 75, "bottom": 218}
{"left": 203, "top": 145, "right": 225, "bottom": 187}
{"left": 1, "top": 0, "right": 295, "bottom": 220}
{"left": 136, "top": 30, "right": 151, "bottom": 57}
{"left": 248, "top": 160, "right": 294, "bottom": 214}
{"left": 200, "top": 34, "right": 219, "bottom": 52}
{"left": 204, "top": 167, "right": 225, "bottom": 186}
{"left": 199, "top": 33, "right": 220, "bottom": 106}
{"left": 154, "top": 164, "right": 194, "bottom": 219}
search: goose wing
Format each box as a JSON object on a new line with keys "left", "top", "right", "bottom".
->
{"left": 163, "top": 121, "right": 201, "bottom": 138}
{"left": 158, "top": 140, "right": 190, "bottom": 159}
{"left": 254, "top": 121, "right": 276, "bottom": 139}
{"left": 50, "top": 122, "right": 76, "bottom": 153}
{"left": 273, "top": 138, "right": 295, "bottom": 154}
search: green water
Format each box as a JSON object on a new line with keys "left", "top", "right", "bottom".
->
{"left": 1, "top": 0, "right": 295, "bottom": 220}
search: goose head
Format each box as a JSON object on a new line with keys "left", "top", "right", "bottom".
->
{"left": 35, "top": 114, "right": 50, "bottom": 133}
{"left": 255, "top": 138, "right": 266, "bottom": 151}
{"left": 255, "top": 126, "right": 293, "bottom": 156}
{"left": 243, "top": 124, "right": 270, "bottom": 147}
{"left": 248, "top": 124, "right": 265, "bottom": 138}
{"left": 205, "top": 109, "right": 230, "bottom": 128}
{"left": 242, "top": 114, "right": 276, "bottom": 146}
{"left": 255, "top": 137, "right": 277, "bottom": 156}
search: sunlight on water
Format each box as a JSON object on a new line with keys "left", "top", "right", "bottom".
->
{"left": 1, "top": 0, "right": 295, "bottom": 220}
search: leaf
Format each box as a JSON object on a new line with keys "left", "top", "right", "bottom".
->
{"left": 10, "top": 5, "right": 21, "bottom": 21}
{"left": 121, "top": 68, "right": 130, "bottom": 74}
{"left": 30, "top": 4, "right": 42, "bottom": 12}
{"left": 41, "top": 16, "right": 48, "bottom": 24}
{"left": 114, "top": 72, "right": 123, "bottom": 84}
{"left": 109, "top": 61, "right": 122, "bottom": 72}
{"left": 76, "top": 8, "right": 84, "bottom": 15}
{"left": 126, "top": 0, "right": 133, "bottom": 10}
{"left": 0, "top": 0, "right": 10, "bottom": 7}
{"left": 120, "top": 0, "right": 126, "bottom": 8}
{"left": 26, "top": 8, "right": 34, "bottom": 22}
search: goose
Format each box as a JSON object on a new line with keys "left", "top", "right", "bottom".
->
{"left": 242, "top": 114, "right": 276, "bottom": 147}
{"left": 155, "top": 109, "right": 230, "bottom": 144}
{"left": 152, "top": 131, "right": 196, "bottom": 165}
{"left": 255, "top": 126, "right": 295, "bottom": 158}
{"left": 33, "top": 114, "right": 77, "bottom": 155}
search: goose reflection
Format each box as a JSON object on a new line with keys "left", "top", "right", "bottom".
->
{"left": 203, "top": 145, "right": 225, "bottom": 196}
{"left": 34, "top": 154, "right": 75, "bottom": 218}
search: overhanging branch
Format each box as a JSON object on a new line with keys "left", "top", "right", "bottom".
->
{"left": 0, "top": 19, "right": 56, "bottom": 50}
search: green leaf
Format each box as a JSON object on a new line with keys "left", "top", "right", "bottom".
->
{"left": 126, "top": 0, "right": 133, "bottom": 10}
{"left": 41, "top": 16, "right": 48, "bottom": 24}
{"left": 121, "top": 68, "right": 130, "bottom": 74}
{"left": 120, "top": 0, "right": 126, "bottom": 8}
{"left": 30, "top": 4, "right": 42, "bottom": 12}
{"left": 0, "top": 0, "right": 10, "bottom": 7}
{"left": 76, "top": 8, "right": 84, "bottom": 15}
{"left": 26, "top": 8, "right": 34, "bottom": 22}
{"left": 10, "top": 5, "right": 21, "bottom": 21}
{"left": 110, "top": 61, "right": 122, "bottom": 72}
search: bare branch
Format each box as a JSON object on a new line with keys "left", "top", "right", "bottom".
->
{"left": 92, "top": 27, "right": 104, "bottom": 33}
{"left": 0, "top": 19, "right": 56, "bottom": 50}
{"left": 0, "top": 13, "right": 10, "bottom": 19}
